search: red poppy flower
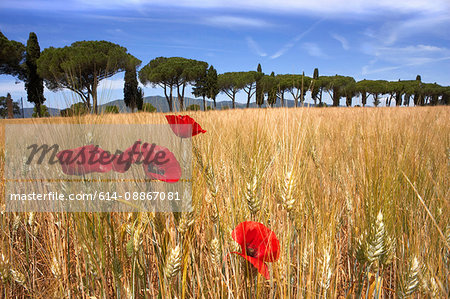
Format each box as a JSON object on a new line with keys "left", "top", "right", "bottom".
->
{"left": 56, "top": 144, "right": 114, "bottom": 175}
{"left": 112, "top": 140, "right": 143, "bottom": 173}
{"left": 231, "top": 221, "right": 280, "bottom": 279}
{"left": 165, "top": 115, "right": 206, "bottom": 138}
{"left": 140, "top": 142, "right": 181, "bottom": 183}
{"left": 57, "top": 141, "right": 181, "bottom": 183}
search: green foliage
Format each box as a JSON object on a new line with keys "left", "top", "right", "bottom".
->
{"left": 313, "top": 68, "right": 319, "bottom": 80}
{"left": 264, "top": 72, "right": 278, "bottom": 107}
{"left": 0, "top": 94, "right": 21, "bottom": 118}
{"left": 255, "top": 64, "right": 264, "bottom": 107}
{"left": 0, "top": 31, "right": 26, "bottom": 80}
{"left": 38, "top": 40, "right": 140, "bottom": 114}
{"left": 311, "top": 68, "right": 320, "bottom": 105}
{"left": 186, "top": 104, "right": 201, "bottom": 111}
{"left": 141, "top": 103, "right": 156, "bottom": 113}
{"left": 25, "top": 32, "right": 46, "bottom": 117}
{"left": 136, "top": 87, "right": 144, "bottom": 111}
{"left": 240, "top": 71, "right": 259, "bottom": 108}
{"left": 32, "top": 104, "right": 50, "bottom": 117}
{"left": 192, "top": 72, "right": 208, "bottom": 99}
{"left": 123, "top": 66, "right": 142, "bottom": 112}
{"left": 139, "top": 57, "right": 208, "bottom": 111}
{"left": 218, "top": 71, "right": 263, "bottom": 108}
{"left": 276, "top": 73, "right": 311, "bottom": 106}
{"left": 342, "top": 81, "right": 357, "bottom": 107}
{"left": 60, "top": 102, "right": 89, "bottom": 117}
{"left": 321, "top": 75, "right": 356, "bottom": 106}
{"left": 356, "top": 80, "right": 370, "bottom": 106}
{"left": 218, "top": 72, "right": 249, "bottom": 108}
{"left": 104, "top": 105, "right": 119, "bottom": 114}
{"left": 193, "top": 65, "right": 219, "bottom": 110}
{"left": 206, "top": 65, "right": 219, "bottom": 106}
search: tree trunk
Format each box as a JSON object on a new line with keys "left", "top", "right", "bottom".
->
{"left": 232, "top": 92, "right": 236, "bottom": 109}
{"left": 6, "top": 94, "right": 14, "bottom": 119}
{"left": 169, "top": 87, "right": 174, "bottom": 112}
{"left": 280, "top": 92, "right": 284, "bottom": 107}
{"left": 203, "top": 95, "right": 206, "bottom": 111}
{"left": 177, "top": 84, "right": 185, "bottom": 111}
{"left": 36, "top": 102, "right": 41, "bottom": 117}
{"left": 373, "top": 94, "right": 379, "bottom": 107}
{"left": 332, "top": 88, "right": 339, "bottom": 106}
{"left": 86, "top": 94, "right": 91, "bottom": 111}
{"left": 181, "top": 84, "right": 186, "bottom": 110}
{"left": 346, "top": 95, "right": 352, "bottom": 107}
{"left": 92, "top": 83, "right": 98, "bottom": 114}
{"left": 246, "top": 93, "right": 251, "bottom": 108}
{"left": 395, "top": 92, "right": 401, "bottom": 106}
{"left": 299, "top": 75, "right": 304, "bottom": 107}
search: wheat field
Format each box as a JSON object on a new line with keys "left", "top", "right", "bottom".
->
{"left": 0, "top": 106, "right": 449, "bottom": 298}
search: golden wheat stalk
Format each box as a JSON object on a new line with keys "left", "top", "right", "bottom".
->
{"left": 281, "top": 168, "right": 296, "bottom": 212}
{"left": 165, "top": 244, "right": 182, "bottom": 279}
{"left": 400, "top": 256, "right": 421, "bottom": 297}
{"left": 356, "top": 210, "right": 393, "bottom": 268}
{"left": 245, "top": 174, "right": 261, "bottom": 215}
{"left": 177, "top": 211, "right": 195, "bottom": 234}
{"left": 210, "top": 238, "right": 221, "bottom": 267}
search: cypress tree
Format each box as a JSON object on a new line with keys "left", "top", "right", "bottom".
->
{"left": 206, "top": 65, "right": 219, "bottom": 109}
{"left": 414, "top": 75, "right": 423, "bottom": 106}
{"left": 136, "top": 87, "right": 144, "bottom": 111}
{"left": 25, "top": 32, "right": 45, "bottom": 117}
{"left": 255, "top": 64, "right": 264, "bottom": 107}
{"left": 124, "top": 67, "right": 140, "bottom": 112}
{"left": 267, "top": 72, "right": 277, "bottom": 107}
{"left": 311, "top": 68, "right": 319, "bottom": 105}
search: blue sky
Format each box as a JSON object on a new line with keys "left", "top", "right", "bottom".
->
{"left": 1, "top": 0, "right": 449, "bottom": 109}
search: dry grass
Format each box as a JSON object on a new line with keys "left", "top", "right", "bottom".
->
{"left": 0, "top": 106, "right": 449, "bottom": 298}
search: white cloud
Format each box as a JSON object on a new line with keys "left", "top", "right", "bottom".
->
{"left": 0, "top": 80, "right": 26, "bottom": 94}
{"left": 246, "top": 37, "right": 267, "bottom": 57}
{"left": 203, "top": 16, "right": 273, "bottom": 28}
{"left": 362, "top": 56, "right": 450, "bottom": 75}
{"left": 271, "top": 41, "right": 295, "bottom": 59}
{"left": 360, "top": 7, "right": 450, "bottom": 77}
{"left": 331, "top": 33, "right": 349, "bottom": 50}
{"left": 301, "top": 42, "right": 327, "bottom": 58}
{"left": 372, "top": 44, "right": 449, "bottom": 64}
{"left": 0, "top": 78, "right": 126, "bottom": 98}
{"left": 82, "top": 0, "right": 450, "bottom": 16}
{"left": 97, "top": 78, "right": 126, "bottom": 90}
{"left": 375, "top": 14, "right": 450, "bottom": 45}
{"left": 361, "top": 44, "right": 450, "bottom": 74}
{"left": 4, "top": 0, "right": 449, "bottom": 17}
{"left": 270, "top": 19, "right": 324, "bottom": 59}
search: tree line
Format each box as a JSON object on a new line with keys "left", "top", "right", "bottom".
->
{"left": 1, "top": 32, "right": 449, "bottom": 116}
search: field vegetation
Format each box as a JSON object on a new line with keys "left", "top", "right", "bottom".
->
{"left": 0, "top": 106, "right": 449, "bottom": 298}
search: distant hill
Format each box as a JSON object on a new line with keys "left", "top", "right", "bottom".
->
{"left": 98, "top": 96, "right": 314, "bottom": 112}
{"left": 12, "top": 96, "right": 316, "bottom": 118}
{"left": 14, "top": 107, "right": 61, "bottom": 118}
